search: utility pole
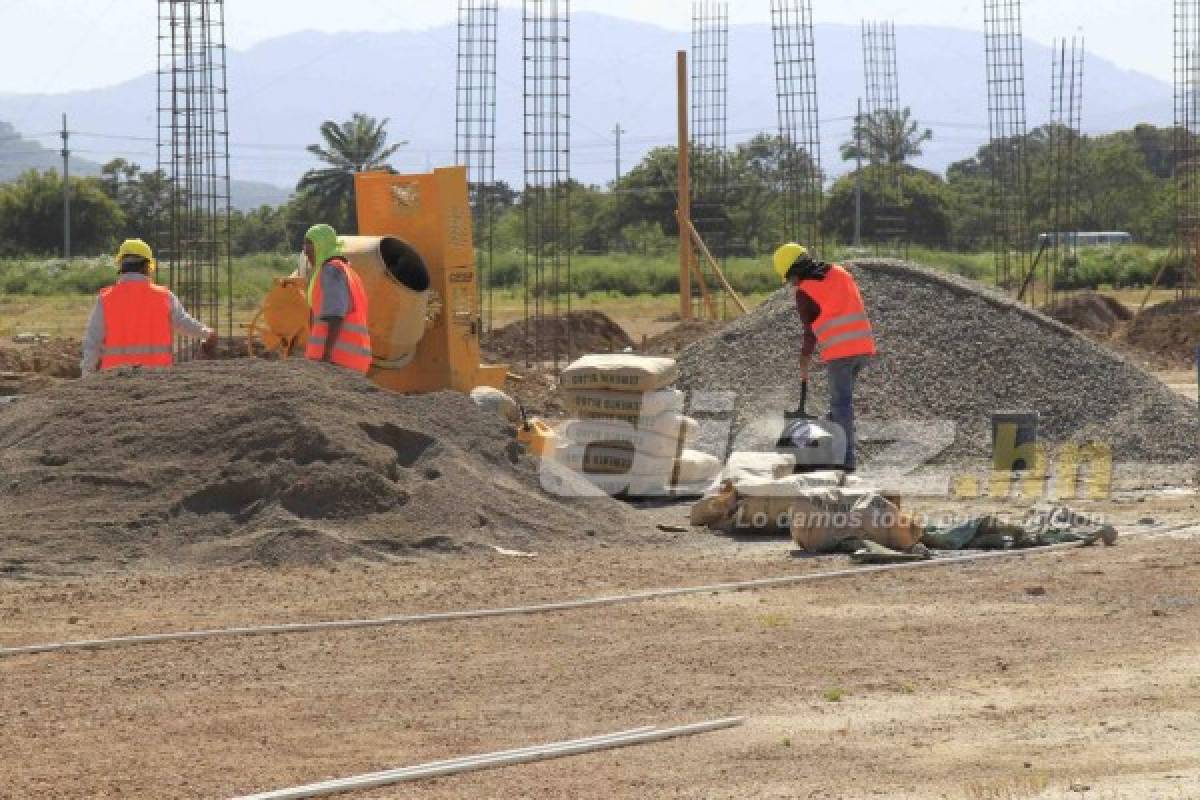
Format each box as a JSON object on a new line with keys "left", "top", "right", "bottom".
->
{"left": 853, "top": 99, "right": 863, "bottom": 249}
{"left": 613, "top": 123, "right": 625, "bottom": 187}
{"left": 61, "top": 113, "right": 70, "bottom": 259}
{"left": 676, "top": 51, "right": 692, "bottom": 320}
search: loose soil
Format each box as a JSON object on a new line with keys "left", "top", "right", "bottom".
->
{"left": 1044, "top": 290, "right": 1132, "bottom": 336}
{"left": 0, "top": 359, "right": 647, "bottom": 579}
{"left": 483, "top": 310, "right": 635, "bottom": 362}
{"left": 1121, "top": 297, "right": 1200, "bottom": 366}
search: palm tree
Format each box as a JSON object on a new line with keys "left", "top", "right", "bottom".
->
{"left": 297, "top": 113, "right": 406, "bottom": 230}
{"left": 840, "top": 107, "right": 932, "bottom": 165}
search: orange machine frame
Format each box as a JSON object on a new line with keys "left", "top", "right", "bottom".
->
{"left": 353, "top": 166, "right": 507, "bottom": 393}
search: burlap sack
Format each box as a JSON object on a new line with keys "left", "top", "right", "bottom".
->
{"left": 790, "top": 489, "right": 922, "bottom": 553}
{"left": 560, "top": 354, "right": 680, "bottom": 392}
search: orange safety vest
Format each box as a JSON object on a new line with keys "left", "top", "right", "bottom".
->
{"left": 305, "top": 257, "right": 373, "bottom": 373}
{"left": 796, "top": 264, "right": 877, "bottom": 363}
{"left": 98, "top": 280, "right": 174, "bottom": 370}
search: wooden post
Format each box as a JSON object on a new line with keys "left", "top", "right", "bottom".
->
{"left": 676, "top": 50, "right": 692, "bottom": 320}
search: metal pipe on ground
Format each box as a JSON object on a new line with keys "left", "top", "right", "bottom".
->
{"left": 0, "top": 541, "right": 1104, "bottom": 660}
{"left": 231, "top": 718, "right": 744, "bottom": 800}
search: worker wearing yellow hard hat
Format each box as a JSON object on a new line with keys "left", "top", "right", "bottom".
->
{"left": 303, "top": 224, "right": 372, "bottom": 374}
{"left": 80, "top": 239, "right": 216, "bottom": 376}
{"left": 772, "top": 242, "right": 876, "bottom": 472}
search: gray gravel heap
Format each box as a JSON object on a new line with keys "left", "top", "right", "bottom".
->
{"left": 677, "top": 259, "right": 1197, "bottom": 464}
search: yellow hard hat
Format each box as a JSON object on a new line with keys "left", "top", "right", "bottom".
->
{"left": 772, "top": 242, "right": 809, "bottom": 282}
{"left": 115, "top": 238, "right": 157, "bottom": 274}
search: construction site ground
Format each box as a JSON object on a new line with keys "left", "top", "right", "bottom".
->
{"left": 4, "top": 293, "right": 1200, "bottom": 798}
{"left": 3, "top": 488, "right": 1199, "bottom": 800}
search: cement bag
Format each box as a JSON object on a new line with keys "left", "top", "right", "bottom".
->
{"left": 720, "top": 452, "right": 797, "bottom": 484}
{"left": 560, "top": 354, "right": 680, "bottom": 393}
{"left": 573, "top": 472, "right": 672, "bottom": 498}
{"left": 563, "top": 388, "right": 685, "bottom": 419}
{"left": 560, "top": 418, "right": 686, "bottom": 459}
{"left": 469, "top": 386, "right": 520, "bottom": 425}
{"left": 568, "top": 411, "right": 698, "bottom": 443}
{"left": 553, "top": 442, "right": 675, "bottom": 480}
{"left": 674, "top": 449, "right": 722, "bottom": 485}
{"left": 790, "top": 489, "right": 922, "bottom": 553}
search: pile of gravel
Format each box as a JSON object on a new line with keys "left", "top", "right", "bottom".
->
{"left": 677, "top": 259, "right": 1196, "bottom": 465}
{"left": 0, "top": 360, "right": 647, "bottom": 579}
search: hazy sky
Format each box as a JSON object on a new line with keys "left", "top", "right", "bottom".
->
{"left": 0, "top": 1, "right": 1172, "bottom": 95}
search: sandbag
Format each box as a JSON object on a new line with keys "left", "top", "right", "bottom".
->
{"left": 674, "top": 449, "right": 722, "bottom": 485}
{"left": 791, "top": 489, "right": 923, "bottom": 553}
{"left": 468, "top": 386, "right": 520, "bottom": 425}
{"left": 560, "top": 354, "right": 680, "bottom": 393}
{"left": 563, "top": 388, "right": 685, "bottom": 419}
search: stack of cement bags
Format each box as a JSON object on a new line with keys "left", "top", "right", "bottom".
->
{"left": 554, "top": 354, "right": 720, "bottom": 496}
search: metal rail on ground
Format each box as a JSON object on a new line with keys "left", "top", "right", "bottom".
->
{"left": 0, "top": 539, "right": 1139, "bottom": 660}
{"left": 230, "top": 718, "right": 743, "bottom": 799}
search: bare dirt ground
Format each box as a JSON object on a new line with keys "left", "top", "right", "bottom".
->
{"left": 2, "top": 490, "right": 1199, "bottom": 799}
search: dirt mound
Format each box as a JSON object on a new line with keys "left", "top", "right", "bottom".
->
{"left": 1045, "top": 291, "right": 1131, "bottom": 336}
{"left": 1121, "top": 298, "right": 1200, "bottom": 365}
{"left": 676, "top": 259, "right": 1196, "bottom": 464}
{"left": 0, "top": 337, "right": 81, "bottom": 378}
{"left": 483, "top": 311, "right": 634, "bottom": 361}
{"left": 642, "top": 319, "right": 728, "bottom": 355}
{"left": 0, "top": 360, "right": 647, "bottom": 578}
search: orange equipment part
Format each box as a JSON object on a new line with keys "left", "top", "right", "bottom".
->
{"left": 353, "top": 166, "right": 507, "bottom": 393}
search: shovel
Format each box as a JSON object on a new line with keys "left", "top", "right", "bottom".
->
{"left": 776, "top": 378, "right": 817, "bottom": 450}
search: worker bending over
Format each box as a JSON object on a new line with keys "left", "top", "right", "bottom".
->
{"left": 303, "top": 224, "right": 372, "bottom": 373}
{"left": 81, "top": 239, "right": 215, "bottom": 377}
{"left": 773, "top": 243, "right": 876, "bottom": 472}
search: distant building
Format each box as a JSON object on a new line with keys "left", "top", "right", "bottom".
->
{"left": 1037, "top": 231, "right": 1132, "bottom": 248}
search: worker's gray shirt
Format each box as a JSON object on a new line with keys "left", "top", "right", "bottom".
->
{"left": 317, "top": 260, "right": 351, "bottom": 320}
{"left": 80, "top": 273, "right": 212, "bottom": 377}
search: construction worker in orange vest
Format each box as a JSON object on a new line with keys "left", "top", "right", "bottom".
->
{"left": 773, "top": 243, "right": 877, "bottom": 472}
{"left": 80, "top": 239, "right": 215, "bottom": 377}
{"left": 303, "top": 224, "right": 372, "bottom": 373}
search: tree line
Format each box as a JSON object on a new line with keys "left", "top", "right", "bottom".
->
{"left": 0, "top": 111, "right": 1186, "bottom": 264}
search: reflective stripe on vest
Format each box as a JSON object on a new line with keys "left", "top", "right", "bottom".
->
{"left": 305, "top": 258, "right": 373, "bottom": 373}
{"left": 797, "top": 264, "right": 877, "bottom": 363}
{"left": 98, "top": 281, "right": 174, "bottom": 370}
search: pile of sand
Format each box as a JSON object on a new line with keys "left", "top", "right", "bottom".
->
{"left": 1121, "top": 298, "right": 1200, "bottom": 365}
{"left": 0, "top": 360, "right": 647, "bottom": 578}
{"left": 483, "top": 311, "right": 634, "bottom": 362}
{"left": 642, "top": 319, "right": 727, "bottom": 355}
{"left": 1045, "top": 291, "right": 1132, "bottom": 337}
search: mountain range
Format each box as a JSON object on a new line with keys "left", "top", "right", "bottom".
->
{"left": 0, "top": 11, "right": 1174, "bottom": 203}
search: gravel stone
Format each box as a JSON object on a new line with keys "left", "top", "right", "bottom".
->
{"left": 677, "top": 259, "right": 1197, "bottom": 465}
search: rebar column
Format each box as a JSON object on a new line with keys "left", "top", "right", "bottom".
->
{"left": 770, "top": 0, "right": 823, "bottom": 252}
{"left": 522, "top": 0, "right": 572, "bottom": 367}
{"left": 156, "top": 0, "right": 233, "bottom": 355}
{"left": 456, "top": 0, "right": 499, "bottom": 332}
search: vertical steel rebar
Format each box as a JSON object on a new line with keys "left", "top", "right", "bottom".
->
{"left": 690, "top": 2, "right": 729, "bottom": 318}
{"left": 522, "top": 0, "right": 572, "bottom": 368}
{"left": 770, "top": 0, "right": 823, "bottom": 253}
{"left": 984, "top": 0, "right": 1031, "bottom": 292}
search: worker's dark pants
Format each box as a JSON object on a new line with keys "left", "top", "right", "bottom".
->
{"left": 825, "top": 355, "right": 870, "bottom": 471}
